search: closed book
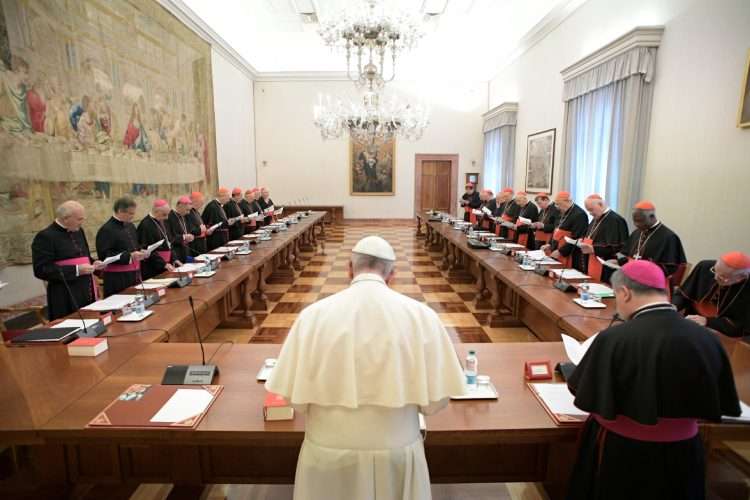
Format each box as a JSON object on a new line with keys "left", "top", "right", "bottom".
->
{"left": 68, "top": 337, "right": 109, "bottom": 357}
{"left": 263, "top": 392, "right": 294, "bottom": 421}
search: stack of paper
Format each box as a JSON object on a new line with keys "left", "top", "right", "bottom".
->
{"left": 146, "top": 277, "right": 179, "bottom": 286}
{"left": 150, "top": 388, "right": 214, "bottom": 423}
{"left": 211, "top": 247, "right": 233, "bottom": 253}
{"left": 530, "top": 383, "right": 588, "bottom": 418}
{"left": 584, "top": 283, "right": 615, "bottom": 298}
{"left": 52, "top": 319, "right": 102, "bottom": 332}
{"left": 82, "top": 295, "right": 137, "bottom": 311}
{"left": 550, "top": 268, "right": 591, "bottom": 280}
{"left": 174, "top": 263, "right": 205, "bottom": 273}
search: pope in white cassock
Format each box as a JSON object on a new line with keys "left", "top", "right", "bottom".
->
{"left": 266, "top": 235, "right": 466, "bottom": 500}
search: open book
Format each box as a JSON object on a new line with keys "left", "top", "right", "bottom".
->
{"left": 561, "top": 333, "right": 599, "bottom": 365}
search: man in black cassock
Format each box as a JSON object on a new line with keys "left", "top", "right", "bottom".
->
{"left": 616, "top": 200, "right": 687, "bottom": 286}
{"left": 510, "top": 192, "right": 539, "bottom": 248}
{"left": 577, "top": 195, "right": 629, "bottom": 281}
{"left": 189, "top": 192, "right": 209, "bottom": 255}
{"left": 96, "top": 197, "right": 146, "bottom": 297}
{"left": 567, "top": 260, "right": 740, "bottom": 500}
{"left": 459, "top": 182, "right": 481, "bottom": 222}
{"left": 137, "top": 199, "right": 180, "bottom": 280}
{"left": 224, "top": 188, "right": 246, "bottom": 240}
{"left": 475, "top": 189, "right": 497, "bottom": 231}
{"left": 673, "top": 251, "right": 750, "bottom": 338}
{"left": 239, "top": 188, "right": 262, "bottom": 233}
{"left": 32, "top": 201, "right": 104, "bottom": 320}
{"left": 202, "top": 188, "right": 235, "bottom": 251}
{"left": 530, "top": 193, "right": 560, "bottom": 249}
{"left": 168, "top": 196, "right": 198, "bottom": 264}
{"left": 258, "top": 187, "right": 276, "bottom": 226}
{"left": 491, "top": 188, "right": 516, "bottom": 236}
{"left": 542, "top": 191, "right": 588, "bottom": 268}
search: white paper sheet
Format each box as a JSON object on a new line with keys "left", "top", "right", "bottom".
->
{"left": 210, "top": 247, "right": 233, "bottom": 253}
{"left": 174, "top": 263, "right": 205, "bottom": 273}
{"left": 564, "top": 236, "right": 581, "bottom": 246}
{"left": 195, "top": 254, "right": 222, "bottom": 261}
{"left": 481, "top": 206, "right": 492, "bottom": 216}
{"left": 517, "top": 216, "right": 532, "bottom": 225}
{"left": 518, "top": 249, "right": 546, "bottom": 260}
{"left": 573, "top": 298, "right": 607, "bottom": 309}
{"left": 52, "top": 319, "right": 101, "bottom": 330}
{"left": 101, "top": 253, "right": 124, "bottom": 266}
{"left": 561, "top": 333, "right": 599, "bottom": 365}
{"left": 276, "top": 207, "right": 283, "bottom": 216}
{"left": 208, "top": 222, "right": 222, "bottom": 232}
{"left": 584, "top": 283, "right": 615, "bottom": 297}
{"left": 0, "top": 281, "right": 8, "bottom": 289}
{"left": 82, "top": 295, "right": 137, "bottom": 311}
{"left": 501, "top": 220, "right": 515, "bottom": 228}
{"left": 597, "top": 256, "right": 621, "bottom": 269}
{"left": 530, "top": 383, "right": 588, "bottom": 417}
{"left": 723, "top": 401, "right": 750, "bottom": 423}
{"left": 146, "top": 278, "right": 178, "bottom": 286}
{"left": 150, "top": 388, "right": 214, "bottom": 423}
{"left": 137, "top": 283, "right": 168, "bottom": 290}
{"left": 550, "top": 268, "right": 591, "bottom": 280}
{"left": 144, "top": 239, "right": 164, "bottom": 256}
{"left": 472, "top": 209, "right": 483, "bottom": 215}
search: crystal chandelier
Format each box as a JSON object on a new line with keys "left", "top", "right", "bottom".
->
{"left": 318, "top": 0, "right": 424, "bottom": 90}
{"left": 313, "top": 91, "right": 429, "bottom": 144}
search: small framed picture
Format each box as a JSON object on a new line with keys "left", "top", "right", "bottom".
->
{"left": 525, "top": 129, "right": 556, "bottom": 193}
{"left": 738, "top": 49, "right": 750, "bottom": 128}
{"left": 465, "top": 172, "right": 479, "bottom": 186}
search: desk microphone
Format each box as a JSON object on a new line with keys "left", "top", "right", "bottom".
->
{"left": 161, "top": 295, "right": 218, "bottom": 385}
{"left": 553, "top": 265, "right": 575, "bottom": 293}
{"left": 55, "top": 265, "right": 92, "bottom": 338}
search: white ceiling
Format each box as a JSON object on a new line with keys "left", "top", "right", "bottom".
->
{"left": 181, "top": 0, "right": 582, "bottom": 80}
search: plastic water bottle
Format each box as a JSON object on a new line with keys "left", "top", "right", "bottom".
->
{"left": 580, "top": 282, "right": 590, "bottom": 302}
{"left": 134, "top": 295, "right": 146, "bottom": 315}
{"left": 465, "top": 350, "right": 478, "bottom": 389}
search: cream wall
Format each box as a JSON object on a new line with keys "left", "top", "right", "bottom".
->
{"left": 212, "top": 48, "right": 257, "bottom": 189}
{"left": 488, "top": 0, "right": 750, "bottom": 262}
{"left": 254, "top": 79, "right": 486, "bottom": 218}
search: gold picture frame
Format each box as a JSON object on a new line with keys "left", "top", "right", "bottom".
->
{"left": 738, "top": 49, "right": 750, "bottom": 128}
{"left": 349, "top": 137, "right": 396, "bottom": 196}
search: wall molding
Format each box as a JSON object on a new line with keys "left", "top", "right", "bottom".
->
{"left": 482, "top": 102, "right": 519, "bottom": 119}
{"left": 560, "top": 26, "right": 664, "bottom": 81}
{"left": 158, "top": 0, "right": 259, "bottom": 80}
{"left": 492, "top": 0, "right": 590, "bottom": 80}
{"left": 255, "top": 71, "right": 350, "bottom": 82}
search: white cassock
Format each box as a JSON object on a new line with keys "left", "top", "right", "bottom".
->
{"left": 266, "top": 272, "right": 467, "bottom": 500}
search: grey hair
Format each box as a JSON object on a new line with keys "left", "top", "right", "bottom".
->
{"left": 610, "top": 269, "right": 666, "bottom": 295}
{"left": 351, "top": 252, "right": 395, "bottom": 278}
{"left": 55, "top": 200, "right": 83, "bottom": 220}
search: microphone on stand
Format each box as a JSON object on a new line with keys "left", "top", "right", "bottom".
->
{"left": 55, "top": 266, "right": 104, "bottom": 338}
{"left": 161, "top": 295, "right": 219, "bottom": 385}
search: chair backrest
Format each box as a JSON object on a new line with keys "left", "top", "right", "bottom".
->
{"left": 669, "top": 262, "right": 689, "bottom": 288}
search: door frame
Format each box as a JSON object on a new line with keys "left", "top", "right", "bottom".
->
{"left": 414, "top": 154, "right": 459, "bottom": 216}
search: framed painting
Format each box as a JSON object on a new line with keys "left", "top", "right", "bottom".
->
{"left": 350, "top": 137, "right": 395, "bottom": 196}
{"left": 465, "top": 172, "right": 479, "bottom": 186}
{"left": 738, "top": 49, "right": 750, "bottom": 128}
{"left": 525, "top": 129, "right": 556, "bottom": 193}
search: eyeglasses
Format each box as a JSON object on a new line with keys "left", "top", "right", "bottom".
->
{"left": 710, "top": 265, "right": 741, "bottom": 285}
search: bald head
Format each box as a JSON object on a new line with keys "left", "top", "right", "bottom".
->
{"left": 584, "top": 195, "right": 608, "bottom": 218}
{"left": 55, "top": 201, "right": 86, "bottom": 231}
{"left": 715, "top": 256, "right": 750, "bottom": 286}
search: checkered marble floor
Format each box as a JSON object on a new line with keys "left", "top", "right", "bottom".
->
{"left": 208, "top": 221, "right": 535, "bottom": 345}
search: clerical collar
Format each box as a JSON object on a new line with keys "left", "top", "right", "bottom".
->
{"left": 112, "top": 214, "right": 127, "bottom": 223}
{"left": 647, "top": 220, "right": 661, "bottom": 231}
{"left": 630, "top": 301, "right": 676, "bottom": 319}
{"left": 54, "top": 219, "right": 69, "bottom": 231}
{"left": 351, "top": 273, "right": 386, "bottom": 286}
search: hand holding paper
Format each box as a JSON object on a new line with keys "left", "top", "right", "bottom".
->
{"left": 208, "top": 222, "right": 222, "bottom": 233}
{"left": 101, "top": 253, "right": 124, "bottom": 266}
{"left": 481, "top": 206, "right": 492, "bottom": 216}
{"left": 144, "top": 239, "right": 165, "bottom": 257}
{"left": 597, "top": 257, "right": 621, "bottom": 269}
{"left": 563, "top": 236, "right": 580, "bottom": 246}
{"left": 517, "top": 216, "right": 532, "bottom": 226}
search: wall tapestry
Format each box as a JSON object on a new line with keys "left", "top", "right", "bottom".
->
{"left": 0, "top": 0, "right": 217, "bottom": 265}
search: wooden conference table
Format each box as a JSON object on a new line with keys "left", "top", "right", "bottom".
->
{"left": 63, "top": 212, "right": 327, "bottom": 344}
{"left": 417, "top": 213, "right": 617, "bottom": 341}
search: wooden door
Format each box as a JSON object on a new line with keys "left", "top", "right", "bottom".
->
{"left": 418, "top": 160, "right": 452, "bottom": 212}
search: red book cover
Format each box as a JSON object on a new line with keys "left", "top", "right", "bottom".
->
{"left": 263, "top": 392, "right": 294, "bottom": 421}
{"left": 69, "top": 337, "right": 105, "bottom": 346}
